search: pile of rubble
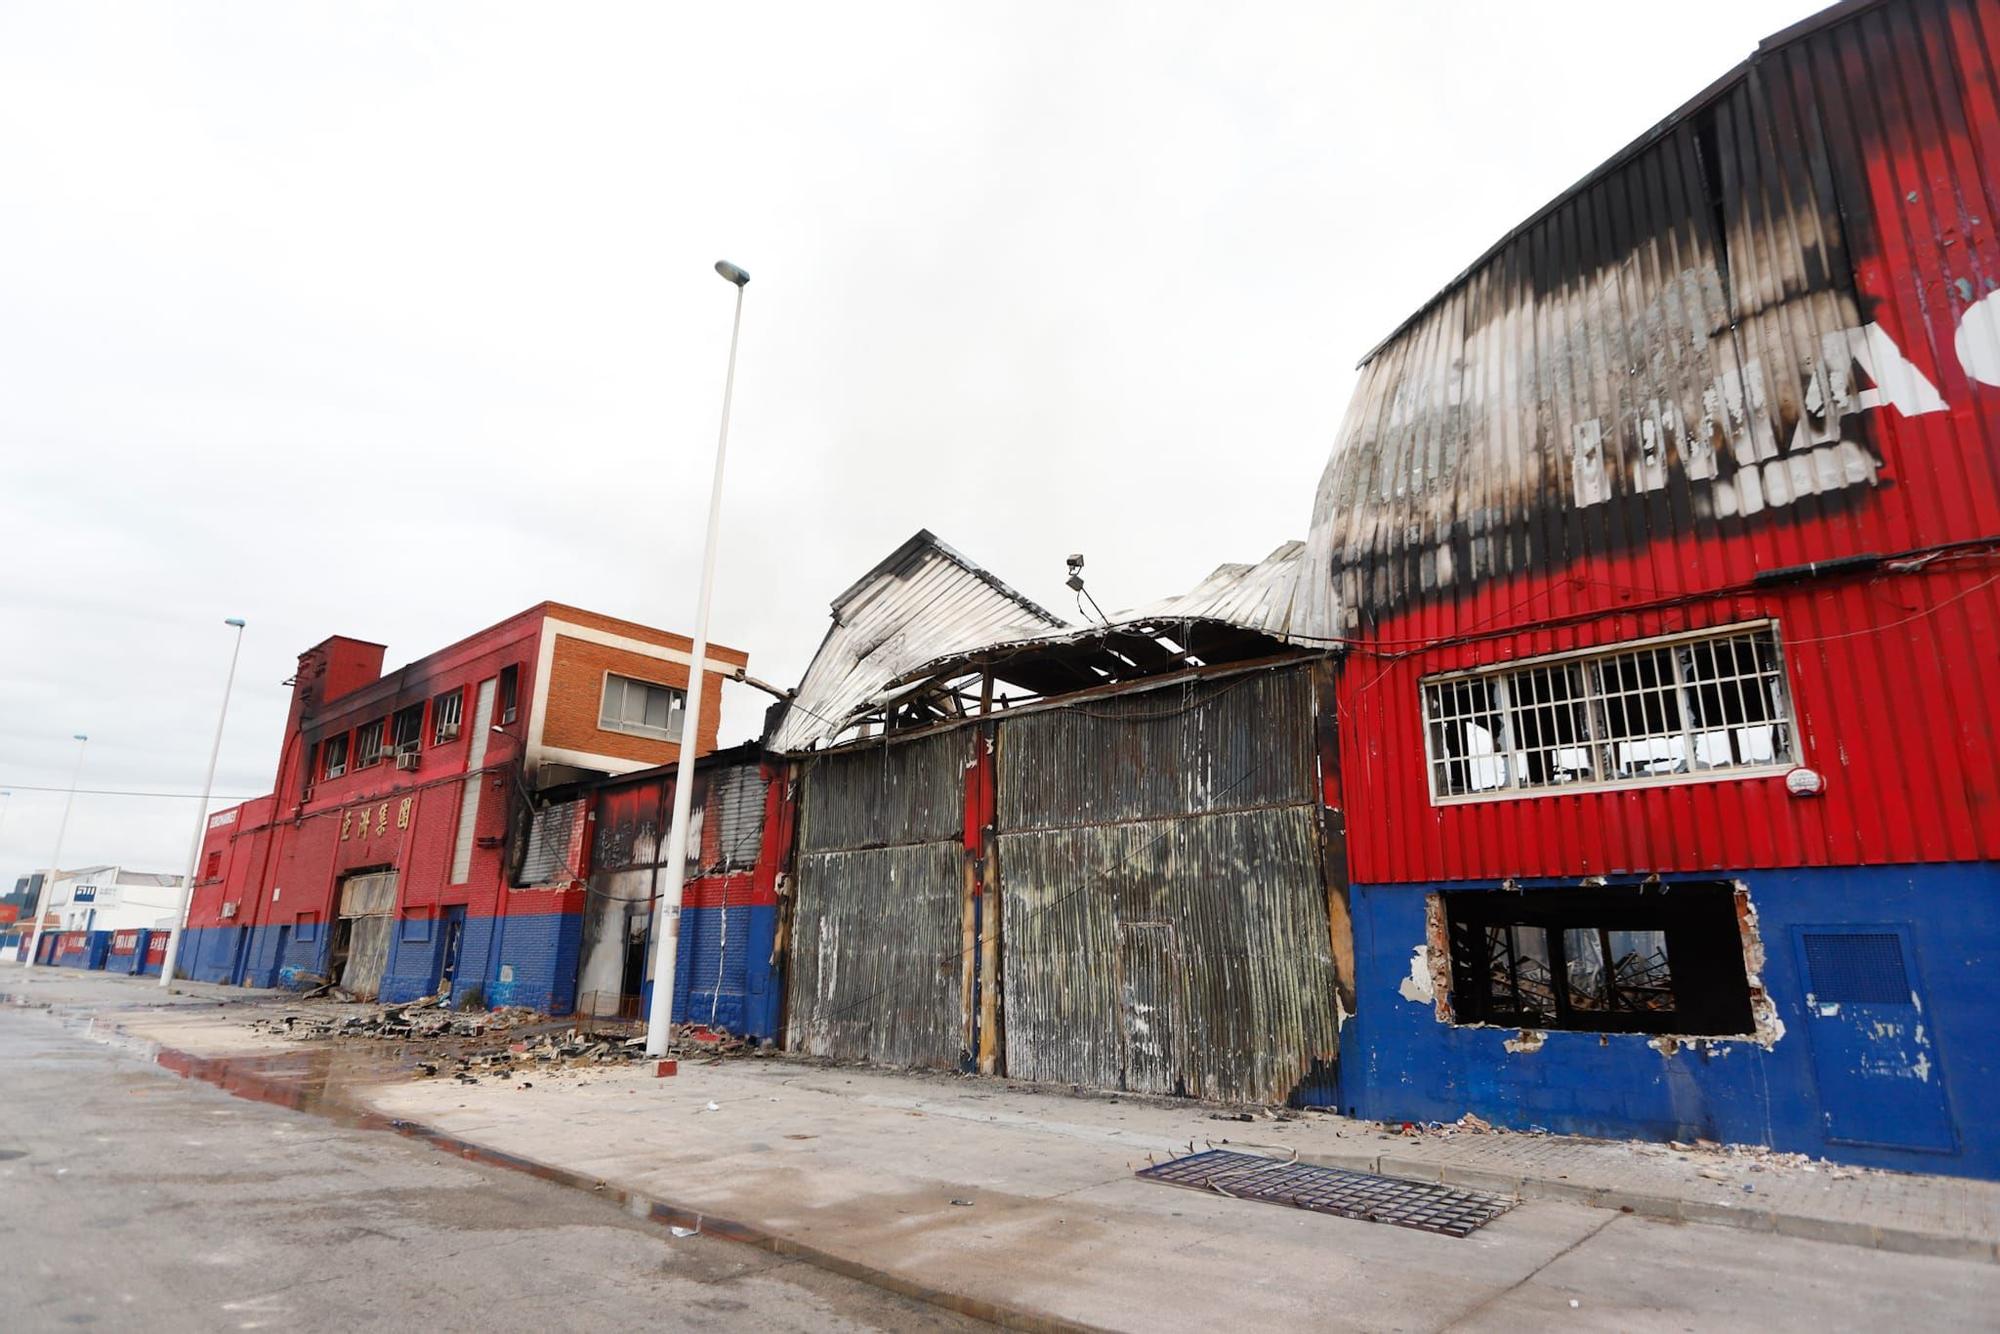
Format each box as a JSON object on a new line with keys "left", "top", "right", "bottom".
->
{"left": 245, "top": 994, "right": 771, "bottom": 1087}
{"left": 248, "top": 995, "right": 545, "bottom": 1044}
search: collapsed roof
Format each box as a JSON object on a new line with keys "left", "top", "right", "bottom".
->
{"left": 767, "top": 532, "right": 1316, "bottom": 751}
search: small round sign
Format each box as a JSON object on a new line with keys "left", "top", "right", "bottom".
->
{"left": 1785, "top": 767, "right": 1825, "bottom": 797}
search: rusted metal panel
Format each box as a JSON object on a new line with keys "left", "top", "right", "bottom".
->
{"left": 994, "top": 664, "right": 1341, "bottom": 1104}
{"left": 787, "top": 841, "right": 965, "bottom": 1066}
{"left": 1292, "top": 0, "right": 2000, "bottom": 881}
{"left": 796, "top": 730, "right": 966, "bottom": 854}
{"left": 996, "top": 807, "right": 1339, "bottom": 1102}
{"left": 786, "top": 731, "right": 969, "bottom": 1067}
{"left": 997, "top": 667, "right": 1316, "bottom": 830}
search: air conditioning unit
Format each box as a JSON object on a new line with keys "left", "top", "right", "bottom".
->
{"left": 220, "top": 901, "right": 238, "bottom": 919}
{"left": 436, "top": 722, "right": 461, "bottom": 741}
{"left": 395, "top": 751, "right": 421, "bottom": 772}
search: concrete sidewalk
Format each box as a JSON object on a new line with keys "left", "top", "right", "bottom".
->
{"left": 16, "top": 971, "right": 2000, "bottom": 1331}
{"left": 363, "top": 1057, "right": 2000, "bottom": 1264}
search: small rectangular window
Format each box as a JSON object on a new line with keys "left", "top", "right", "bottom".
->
{"left": 202, "top": 850, "right": 223, "bottom": 881}
{"left": 498, "top": 664, "right": 520, "bottom": 726}
{"left": 431, "top": 689, "right": 464, "bottom": 745}
{"left": 391, "top": 703, "right": 425, "bottom": 753}
{"left": 322, "top": 734, "right": 350, "bottom": 779}
{"left": 354, "top": 720, "right": 387, "bottom": 768}
{"left": 599, "top": 673, "right": 685, "bottom": 741}
{"left": 1441, "top": 883, "right": 1753, "bottom": 1036}
{"left": 1422, "top": 623, "right": 1794, "bottom": 802}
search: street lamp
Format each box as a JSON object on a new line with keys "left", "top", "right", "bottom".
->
{"left": 645, "top": 259, "right": 751, "bottom": 1059}
{"left": 159, "top": 618, "right": 247, "bottom": 988}
{"left": 22, "top": 735, "right": 88, "bottom": 970}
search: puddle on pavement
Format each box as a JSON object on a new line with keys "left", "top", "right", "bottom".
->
{"left": 2, "top": 985, "right": 1050, "bottom": 1332}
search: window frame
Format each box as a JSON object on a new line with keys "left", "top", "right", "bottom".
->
{"left": 498, "top": 664, "right": 520, "bottom": 727}
{"left": 353, "top": 719, "right": 387, "bottom": 769}
{"left": 431, "top": 688, "right": 464, "bottom": 746}
{"left": 391, "top": 702, "right": 426, "bottom": 754}
{"left": 1441, "top": 882, "right": 1757, "bottom": 1037}
{"left": 597, "top": 671, "right": 687, "bottom": 742}
{"left": 1419, "top": 620, "right": 1797, "bottom": 805}
{"left": 321, "top": 733, "right": 350, "bottom": 780}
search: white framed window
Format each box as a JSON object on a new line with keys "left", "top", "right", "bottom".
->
{"left": 1420, "top": 621, "right": 1795, "bottom": 803}
{"left": 353, "top": 719, "right": 387, "bottom": 768}
{"left": 431, "top": 688, "right": 463, "bottom": 745}
{"left": 322, "top": 734, "right": 350, "bottom": 779}
{"left": 599, "top": 673, "right": 686, "bottom": 741}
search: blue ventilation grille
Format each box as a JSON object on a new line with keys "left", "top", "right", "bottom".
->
{"left": 1802, "top": 932, "right": 1909, "bottom": 1005}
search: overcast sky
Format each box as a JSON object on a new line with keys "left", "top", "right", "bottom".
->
{"left": 1, "top": 0, "right": 1826, "bottom": 885}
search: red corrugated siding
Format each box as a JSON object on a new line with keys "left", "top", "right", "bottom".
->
{"left": 1327, "top": 0, "right": 2000, "bottom": 884}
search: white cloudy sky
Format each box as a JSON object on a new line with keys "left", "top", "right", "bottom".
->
{"left": 1, "top": 0, "right": 1824, "bottom": 884}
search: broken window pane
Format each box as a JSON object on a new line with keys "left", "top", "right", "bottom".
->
{"left": 1421, "top": 625, "right": 1793, "bottom": 801}
{"left": 1484, "top": 924, "right": 1556, "bottom": 1024}
{"left": 1441, "top": 884, "right": 1753, "bottom": 1036}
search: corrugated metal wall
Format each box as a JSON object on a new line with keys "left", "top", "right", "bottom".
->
{"left": 1293, "top": 0, "right": 2000, "bottom": 881}
{"left": 994, "top": 668, "right": 1342, "bottom": 1103}
{"left": 787, "top": 731, "right": 968, "bottom": 1067}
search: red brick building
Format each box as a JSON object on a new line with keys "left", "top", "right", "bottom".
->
{"left": 181, "top": 602, "right": 746, "bottom": 1009}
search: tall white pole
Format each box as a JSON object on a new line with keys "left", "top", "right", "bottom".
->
{"left": 23, "top": 735, "right": 88, "bottom": 970}
{"left": 159, "top": 619, "right": 246, "bottom": 988}
{"left": 645, "top": 261, "right": 749, "bottom": 1058}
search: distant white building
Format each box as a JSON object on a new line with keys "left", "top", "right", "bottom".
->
{"left": 48, "top": 865, "right": 185, "bottom": 933}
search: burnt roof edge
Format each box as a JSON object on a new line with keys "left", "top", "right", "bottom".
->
{"left": 1353, "top": 0, "right": 1887, "bottom": 368}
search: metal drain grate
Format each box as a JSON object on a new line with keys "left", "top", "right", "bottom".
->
{"left": 1137, "top": 1149, "right": 1513, "bottom": 1237}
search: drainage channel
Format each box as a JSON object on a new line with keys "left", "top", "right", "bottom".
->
{"left": 8, "top": 990, "right": 1094, "bottom": 1334}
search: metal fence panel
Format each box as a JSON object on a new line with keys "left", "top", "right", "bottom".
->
{"left": 997, "top": 669, "right": 1315, "bottom": 832}
{"left": 797, "top": 731, "right": 966, "bottom": 854}
{"left": 997, "top": 805, "right": 1338, "bottom": 1103}
{"left": 787, "top": 841, "right": 965, "bottom": 1067}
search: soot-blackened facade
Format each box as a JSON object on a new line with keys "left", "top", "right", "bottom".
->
{"left": 1300, "top": 0, "right": 2000, "bottom": 1176}
{"left": 774, "top": 532, "right": 1350, "bottom": 1106}
{"left": 181, "top": 603, "right": 746, "bottom": 1012}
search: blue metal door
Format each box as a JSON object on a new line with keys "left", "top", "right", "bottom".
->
{"left": 1794, "top": 927, "right": 1955, "bottom": 1154}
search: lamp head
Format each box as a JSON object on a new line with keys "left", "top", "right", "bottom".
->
{"left": 224, "top": 617, "right": 247, "bottom": 628}
{"left": 72, "top": 734, "right": 87, "bottom": 742}
{"left": 715, "top": 260, "right": 751, "bottom": 287}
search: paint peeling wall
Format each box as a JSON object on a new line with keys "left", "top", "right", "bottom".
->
{"left": 994, "top": 667, "right": 1344, "bottom": 1104}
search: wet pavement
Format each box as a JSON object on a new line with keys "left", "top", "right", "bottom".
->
{"left": 11, "top": 971, "right": 2000, "bottom": 1332}
{"left": 0, "top": 991, "right": 985, "bottom": 1333}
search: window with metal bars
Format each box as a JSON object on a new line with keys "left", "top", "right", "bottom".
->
{"left": 1420, "top": 622, "right": 1794, "bottom": 802}
{"left": 1441, "top": 883, "right": 1755, "bottom": 1036}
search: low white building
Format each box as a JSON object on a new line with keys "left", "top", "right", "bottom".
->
{"left": 48, "top": 865, "right": 185, "bottom": 934}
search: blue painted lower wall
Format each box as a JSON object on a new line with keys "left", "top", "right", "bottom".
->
{"left": 1345, "top": 862, "right": 2000, "bottom": 1179}
{"left": 178, "top": 909, "right": 590, "bottom": 1018}
{"left": 637, "top": 904, "right": 781, "bottom": 1041}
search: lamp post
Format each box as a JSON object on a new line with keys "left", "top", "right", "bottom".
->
{"left": 644, "top": 259, "right": 750, "bottom": 1059}
{"left": 159, "top": 618, "right": 247, "bottom": 988}
{"left": 22, "top": 735, "right": 88, "bottom": 970}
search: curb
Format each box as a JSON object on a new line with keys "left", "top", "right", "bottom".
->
{"left": 1300, "top": 1147, "right": 1999, "bottom": 1264}
{"left": 73, "top": 1003, "right": 1108, "bottom": 1334}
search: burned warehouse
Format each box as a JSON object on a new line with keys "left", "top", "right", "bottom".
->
{"left": 167, "top": 0, "right": 1999, "bottom": 1182}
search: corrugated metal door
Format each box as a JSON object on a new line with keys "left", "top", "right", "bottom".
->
{"left": 787, "top": 731, "right": 966, "bottom": 1067}
{"left": 994, "top": 667, "right": 1342, "bottom": 1103}
{"left": 336, "top": 869, "right": 397, "bottom": 1000}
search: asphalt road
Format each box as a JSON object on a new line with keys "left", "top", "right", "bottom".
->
{"left": 0, "top": 1002, "right": 983, "bottom": 1333}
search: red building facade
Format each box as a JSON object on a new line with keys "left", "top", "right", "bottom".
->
{"left": 1310, "top": 0, "right": 2000, "bottom": 1175}
{"left": 181, "top": 602, "right": 746, "bottom": 1010}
